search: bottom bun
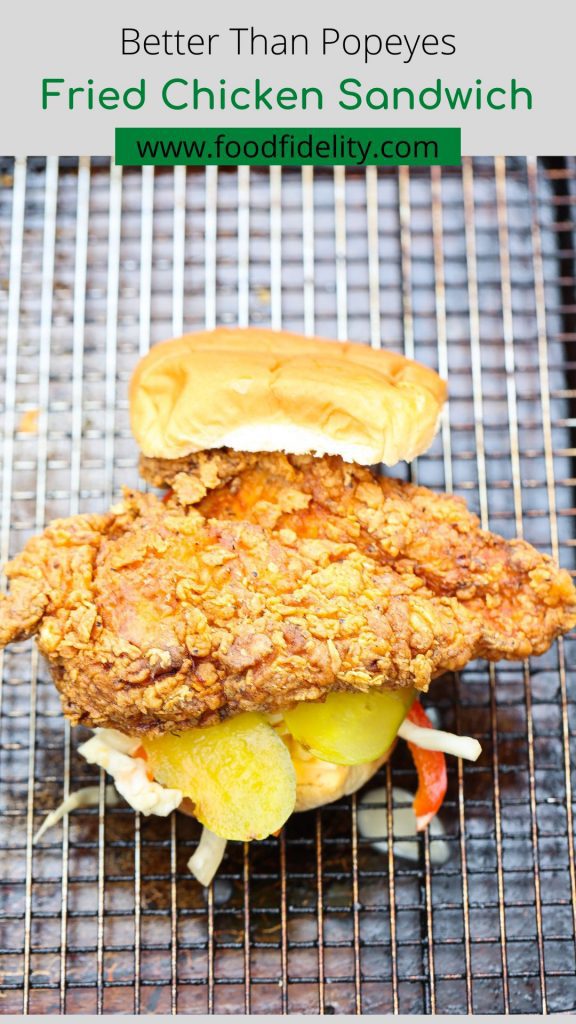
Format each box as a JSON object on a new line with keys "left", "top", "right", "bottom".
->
{"left": 178, "top": 737, "right": 394, "bottom": 824}
{"left": 289, "top": 736, "right": 394, "bottom": 813}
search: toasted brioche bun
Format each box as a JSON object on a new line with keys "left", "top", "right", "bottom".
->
{"left": 289, "top": 737, "right": 393, "bottom": 813}
{"left": 130, "top": 328, "right": 446, "bottom": 467}
{"left": 178, "top": 739, "right": 392, "bottom": 822}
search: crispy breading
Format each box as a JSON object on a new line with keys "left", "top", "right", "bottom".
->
{"left": 1, "top": 452, "right": 575, "bottom": 735}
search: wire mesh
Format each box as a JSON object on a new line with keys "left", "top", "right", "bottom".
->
{"left": 0, "top": 157, "right": 575, "bottom": 1015}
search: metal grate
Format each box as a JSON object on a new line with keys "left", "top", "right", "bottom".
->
{"left": 0, "top": 157, "right": 575, "bottom": 1015}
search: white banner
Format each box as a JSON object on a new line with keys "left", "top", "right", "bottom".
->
{"left": 0, "top": 0, "right": 574, "bottom": 155}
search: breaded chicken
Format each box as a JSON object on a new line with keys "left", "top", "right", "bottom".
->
{"left": 1, "top": 452, "right": 575, "bottom": 735}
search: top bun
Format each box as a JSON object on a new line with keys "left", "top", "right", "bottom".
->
{"left": 130, "top": 327, "right": 446, "bottom": 466}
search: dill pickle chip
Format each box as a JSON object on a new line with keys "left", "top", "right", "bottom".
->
{"left": 142, "top": 712, "right": 296, "bottom": 841}
{"left": 284, "top": 689, "right": 415, "bottom": 766}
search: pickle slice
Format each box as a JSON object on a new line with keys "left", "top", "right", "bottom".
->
{"left": 284, "top": 689, "right": 415, "bottom": 766}
{"left": 142, "top": 712, "right": 296, "bottom": 841}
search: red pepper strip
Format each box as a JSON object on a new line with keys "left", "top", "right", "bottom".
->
{"left": 406, "top": 701, "right": 447, "bottom": 832}
{"left": 161, "top": 489, "right": 174, "bottom": 504}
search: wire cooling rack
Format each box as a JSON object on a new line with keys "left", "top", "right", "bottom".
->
{"left": 0, "top": 157, "right": 575, "bottom": 1014}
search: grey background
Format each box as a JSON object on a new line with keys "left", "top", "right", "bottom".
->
{"left": 0, "top": 0, "right": 573, "bottom": 156}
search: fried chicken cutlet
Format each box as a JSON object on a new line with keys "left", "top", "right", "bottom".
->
{"left": 1, "top": 451, "right": 575, "bottom": 736}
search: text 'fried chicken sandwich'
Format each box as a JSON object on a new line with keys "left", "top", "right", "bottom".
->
{"left": 2, "top": 328, "right": 575, "bottom": 884}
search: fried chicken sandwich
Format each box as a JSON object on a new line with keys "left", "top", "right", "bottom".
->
{"left": 2, "top": 328, "right": 575, "bottom": 883}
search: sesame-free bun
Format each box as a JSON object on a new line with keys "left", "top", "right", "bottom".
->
{"left": 289, "top": 738, "right": 392, "bottom": 813}
{"left": 130, "top": 328, "right": 446, "bottom": 467}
